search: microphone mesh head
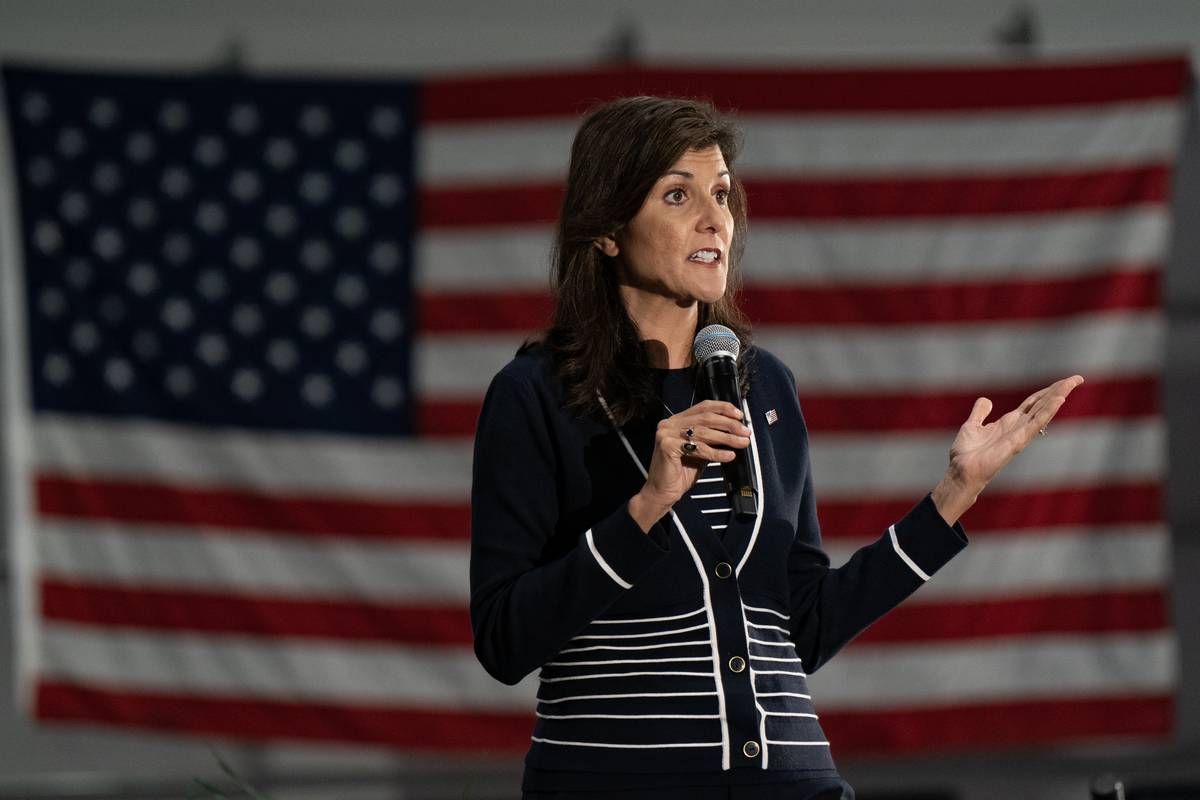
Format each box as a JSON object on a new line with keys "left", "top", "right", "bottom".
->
{"left": 693, "top": 324, "right": 741, "bottom": 364}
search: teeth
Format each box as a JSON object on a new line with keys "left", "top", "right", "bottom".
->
{"left": 690, "top": 251, "right": 718, "bottom": 263}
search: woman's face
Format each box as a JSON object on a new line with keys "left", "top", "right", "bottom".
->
{"left": 600, "top": 145, "right": 734, "bottom": 307}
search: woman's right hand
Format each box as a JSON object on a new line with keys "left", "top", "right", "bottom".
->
{"left": 628, "top": 400, "right": 752, "bottom": 533}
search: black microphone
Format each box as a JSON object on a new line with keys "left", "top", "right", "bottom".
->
{"left": 693, "top": 324, "right": 758, "bottom": 517}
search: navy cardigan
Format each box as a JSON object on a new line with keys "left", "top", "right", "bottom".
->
{"left": 469, "top": 343, "right": 967, "bottom": 789}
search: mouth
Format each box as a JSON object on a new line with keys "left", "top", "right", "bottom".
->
{"left": 687, "top": 248, "right": 722, "bottom": 267}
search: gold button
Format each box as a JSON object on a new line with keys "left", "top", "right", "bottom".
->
{"left": 728, "top": 655, "right": 746, "bottom": 673}
{"left": 743, "top": 740, "right": 760, "bottom": 758}
{"left": 714, "top": 562, "right": 732, "bottom": 579}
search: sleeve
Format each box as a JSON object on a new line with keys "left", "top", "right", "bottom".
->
{"left": 469, "top": 369, "right": 671, "bottom": 685}
{"left": 781, "top": 372, "right": 968, "bottom": 673}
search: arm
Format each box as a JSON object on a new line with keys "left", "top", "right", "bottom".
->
{"left": 469, "top": 370, "right": 671, "bottom": 685}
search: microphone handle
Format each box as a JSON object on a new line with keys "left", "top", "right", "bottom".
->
{"left": 700, "top": 355, "right": 758, "bottom": 517}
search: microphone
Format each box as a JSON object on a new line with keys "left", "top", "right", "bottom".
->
{"left": 693, "top": 324, "right": 758, "bottom": 517}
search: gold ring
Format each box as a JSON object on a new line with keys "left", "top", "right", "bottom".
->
{"left": 681, "top": 441, "right": 698, "bottom": 454}
{"left": 1038, "top": 427, "right": 1047, "bottom": 437}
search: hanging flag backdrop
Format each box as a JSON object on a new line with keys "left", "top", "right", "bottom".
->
{"left": 0, "top": 55, "right": 1189, "bottom": 756}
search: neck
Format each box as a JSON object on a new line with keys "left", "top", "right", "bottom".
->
{"left": 619, "top": 287, "right": 698, "bottom": 369}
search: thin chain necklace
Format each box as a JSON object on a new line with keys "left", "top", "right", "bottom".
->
{"left": 659, "top": 368, "right": 697, "bottom": 418}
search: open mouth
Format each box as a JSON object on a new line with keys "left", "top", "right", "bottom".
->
{"left": 688, "top": 248, "right": 722, "bottom": 265}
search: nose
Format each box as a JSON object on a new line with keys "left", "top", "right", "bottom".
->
{"left": 695, "top": 193, "right": 725, "bottom": 233}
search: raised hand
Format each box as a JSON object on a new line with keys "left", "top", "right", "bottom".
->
{"left": 932, "top": 374, "right": 1085, "bottom": 525}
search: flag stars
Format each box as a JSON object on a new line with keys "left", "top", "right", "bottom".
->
{"left": 196, "top": 269, "right": 228, "bottom": 302}
{"left": 265, "top": 204, "right": 298, "bottom": 238}
{"left": 334, "top": 139, "right": 365, "bottom": 171}
{"left": 70, "top": 320, "right": 101, "bottom": 354}
{"left": 231, "top": 368, "right": 263, "bottom": 401}
{"left": 369, "top": 105, "right": 403, "bottom": 138}
{"left": 125, "top": 131, "right": 156, "bottom": 163}
{"left": 194, "top": 136, "right": 227, "bottom": 168}
{"left": 161, "top": 297, "right": 195, "bottom": 331}
{"left": 369, "top": 174, "right": 404, "bottom": 206}
{"left": 231, "top": 304, "right": 264, "bottom": 337}
{"left": 33, "top": 220, "right": 63, "bottom": 255}
{"left": 89, "top": 97, "right": 120, "bottom": 129}
{"left": 265, "top": 138, "right": 297, "bottom": 170}
{"left": 334, "top": 206, "right": 367, "bottom": 240}
{"left": 370, "top": 308, "right": 403, "bottom": 342}
{"left": 299, "top": 172, "right": 331, "bottom": 205}
{"left": 266, "top": 338, "right": 299, "bottom": 372}
{"left": 127, "top": 263, "right": 159, "bottom": 296}
{"left": 334, "top": 274, "right": 366, "bottom": 307}
{"left": 196, "top": 333, "right": 229, "bottom": 366}
{"left": 335, "top": 341, "right": 368, "bottom": 375}
{"left": 230, "top": 237, "right": 262, "bottom": 270}
{"left": 228, "top": 103, "right": 260, "bottom": 136}
{"left": 369, "top": 241, "right": 401, "bottom": 274}
{"left": 229, "top": 170, "right": 262, "bottom": 203}
{"left": 299, "top": 239, "right": 332, "bottom": 272}
{"left": 298, "top": 105, "right": 332, "bottom": 138}
{"left": 43, "top": 353, "right": 72, "bottom": 386}
{"left": 195, "top": 202, "right": 228, "bottom": 235}
{"left": 264, "top": 272, "right": 298, "bottom": 305}
{"left": 159, "top": 99, "right": 191, "bottom": 132}
{"left": 302, "top": 374, "right": 334, "bottom": 407}
{"left": 20, "top": 91, "right": 51, "bottom": 124}
{"left": 161, "top": 165, "right": 193, "bottom": 199}
{"left": 104, "top": 357, "right": 134, "bottom": 391}
{"left": 300, "top": 306, "right": 333, "bottom": 339}
{"left": 57, "top": 127, "right": 86, "bottom": 159}
{"left": 60, "top": 191, "right": 91, "bottom": 224}
{"left": 372, "top": 376, "right": 404, "bottom": 409}
{"left": 128, "top": 197, "right": 159, "bottom": 230}
{"left": 93, "top": 227, "right": 125, "bottom": 262}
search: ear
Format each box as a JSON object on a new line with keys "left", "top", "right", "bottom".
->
{"left": 594, "top": 235, "right": 619, "bottom": 258}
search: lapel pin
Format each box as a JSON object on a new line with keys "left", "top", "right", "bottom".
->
{"left": 765, "top": 409, "right": 779, "bottom": 425}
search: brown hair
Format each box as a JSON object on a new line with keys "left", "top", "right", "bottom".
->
{"left": 525, "top": 95, "right": 755, "bottom": 426}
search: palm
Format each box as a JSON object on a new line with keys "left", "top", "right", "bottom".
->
{"left": 948, "top": 375, "right": 1084, "bottom": 489}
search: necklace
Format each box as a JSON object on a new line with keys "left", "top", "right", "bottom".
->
{"left": 659, "top": 371, "right": 697, "bottom": 418}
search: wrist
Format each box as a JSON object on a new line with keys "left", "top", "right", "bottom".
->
{"left": 629, "top": 489, "right": 673, "bottom": 534}
{"left": 930, "top": 473, "right": 981, "bottom": 527}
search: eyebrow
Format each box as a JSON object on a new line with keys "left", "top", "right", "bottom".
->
{"left": 662, "top": 170, "right": 731, "bottom": 179}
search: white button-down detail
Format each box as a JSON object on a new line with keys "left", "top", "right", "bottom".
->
{"left": 888, "top": 524, "right": 932, "bottom": 581}
{"left": 585, "top": 528, "right": 632, "bottom": 589}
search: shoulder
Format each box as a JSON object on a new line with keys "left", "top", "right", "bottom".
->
{"left": 745, "top": 344, "right": 797, "bottom": 389}
{"left": 492, "top": 339, "right": 555, "bottom": 390}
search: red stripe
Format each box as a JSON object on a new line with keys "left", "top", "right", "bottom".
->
{"left": 417, "top": 269, "right": 1159, "bottom": 332}
{"left": 36, "top": 475, "right": 469, "bottom": 541}
{"left": 40, "top": 579, "right": 474, "bottom": 644}
{"left": 41, "top": 579, "right": 1166, "bottom": 645}
{"left": 852, "top": 589, "right": 1168, "bottom": 645}
{"left": 817, "top": 482, "right": 1163, "bottom": 539}
{"left": 414, "top": 375, "right": 1159, "bottom": 437}
{"left": 821, "top": 694, "right": 1173, "bottom": 755}
{"left": 34, "top": 680, "right": 1170, "bottom": 754}
{"left": 421, "top": 57, "right": 1190, "bottom": 122}
{"left": 36, "top": 680, "right": 532, "bottom": 751}
{"left": 419, "top": 166, "right": 1170, "bottom": 228}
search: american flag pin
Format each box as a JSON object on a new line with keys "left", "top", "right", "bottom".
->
{"left": 765, "top": 409, "right": 779, "bottom": 425}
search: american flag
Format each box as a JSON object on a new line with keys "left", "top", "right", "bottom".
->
{"left": 0, "top": 55, "right": 1187, "bottom": 756}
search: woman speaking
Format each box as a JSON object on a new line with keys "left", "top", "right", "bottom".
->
{"left": 469, "top": 96, "right": 1083, "bottom": 799}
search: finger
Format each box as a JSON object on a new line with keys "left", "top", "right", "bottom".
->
{"left": 696, "top": 399, "right": 744, "bottom": 419}
{"left": 696, "top": 426, "right": 751, "bottom": 449}
{"left": 693, "top": 411, "right": 752, "bottom": 436}
{"left": 967, "top": 396, "right": 993, "bottom": 426}
{"left": 690, "top": 441, "right": 736, "bottom": 463}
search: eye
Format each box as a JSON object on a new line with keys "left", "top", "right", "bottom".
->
{"left": 665, "top": 188, "right": 687, "bottom": 204}
{"left": 714, "top": 188, "right": 730, "bottom": 205}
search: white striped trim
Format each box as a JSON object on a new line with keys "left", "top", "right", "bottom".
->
{"left": 711, "top": 524, "right": 728, "bottom": 530}
{"left": 691, "top": 492, "right": 725, "bottom": 499}
{"left": 559, "top": 640, "right": 711, "bottom": 654}
{"left": 764, "top": 712, "right": 819, "bottom": 719}
{"left": 598, "top": 390, "right": 732, "bottom": 771}
{"left": 735, "top": 397, "right": 766, "bottom": 577}
{"left": 537, "top": 712, "right": 721, "bottom": 720}
{"left": 546, "top": 657, "right": 711, "bottom": 667}
{"left": 532, "top": 737, "right": 722, "bottom": 749}
{"left": 757, "top": 692, "right": 812, "bottom": 700}
{"left": 748, "top": 638, "right": 795, "bottom": 648}
{"left": 571, "top": 622, "right": 709, "bottom": 641}
{"left": 591, "top": 608, "right": 705, "bottom": 625}
{"left": 888, "top": 524, "right": 932, "bottom": 582}
{"left": 766, "top": 740, "right": 831, "bottom": 747}
{"left": 540, "top": 670, "right": 714, "bottom": 683}
{"left": 747, "top": 622, "right": 791, "bottom": 635}
{"left": 751, "top": 656, "right": 804, "bottom": 664}
{"left": 754, "top": 669, "right": 808, "bottom": 677}
{"left": 696, "top": 477, "right": 723, "bottom": 483}
{"left": 585, "top": 528, "right": 633, "bottom": 589}
{"left": 743, "top": 604, "right": 790, "bottom": 622}
{"left": 701, "top": 507, "right": 732, "bottom": 514}
{"left": 537, "top": 691, "right": 717, "bottom": 704}
{"left": 707, "top": 461, "right": 721, "bottom": 467}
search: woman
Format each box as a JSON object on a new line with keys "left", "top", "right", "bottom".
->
{"left": 469, "top": 96, "right": 1082, "bottom": 799}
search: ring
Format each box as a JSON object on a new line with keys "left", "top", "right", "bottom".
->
{"left": 1038, "top": 427, "right": 1047, "bottom": 437}
{"left": 685, "top": 427, "right": 694, "bottom": 439}
{"left": 681, "top": 441, "right": 698, "bottom": 454}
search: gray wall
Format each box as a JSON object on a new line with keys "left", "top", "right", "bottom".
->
{"left": 0, "top": 2, "right": 1197, "bottom": 798}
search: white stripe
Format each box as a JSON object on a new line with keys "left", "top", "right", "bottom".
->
{"left": 807, "top": 632, "right": 1177, "bottom": 708}
{"left": 765, "top": 740, "right": 831, "bottom": 747}
{"left": 747, "top": 622, "right": 791, "bottom": 635}
{"left": 751, "top": 656, "right": 804, "bottom": 664}
{"left": 571, "top": 622, "right": 709, "bottom": 641}
{"left": 416, "top": 207, "right": 1168, "bottom": 290}
{"left": 537, "top": 691, "right": 717, "bottom": 705}
{"left": 735, "top": 398, "right": 766, "bottom": 577}
{"left": 585, "top": 528, "right": 632, "bottom": 589}
{"left": 591, "top": 608, "right": 705, "bottom": 624}
{"left": 36, "top": 520, "right": 469, "bottom": 601}
{"left": 546, "top": 657, "right": 711, "bottom": 667}
{"left": 825, "top": 525, "right": 1168, "bottom": 599}
{"left": 756, "top": 692, "right": 812, "bottom": 700}
{"left": 754, "top": 670, "right": 808, "bottom": 677}
{"left": 33, "top": 414, "right": 473, "bottom": 497}
{"left": 888, "top": 524, "right": 932, "bottom": 582}
{"left": 537, "top": 712, "right": 721, "bottom": 720}
{"left": 39, "top": 622, "right": 538, "bottom": 709}
{"left": 421, "top": 102, "right": 1182, "bottom": 183}
{"left": 540, "top": 671, "right": 714, "bottom": 684}
{"left": 711, "top": 525, "right": 728, "bottom": 530}
{"left": 812, "top": 418, "right": 1163, "bottom": 495}
{"left": 701, "top": 508, "right": 732, "bottom": 514}
{"left": 764, "top": 712, "right": 819, "bottom": 719}
{"left": 743, "top": 604, "right": 790, "bottom": 621}
{"left": 531, "top": 737, "right": 721, "bottom": 750}
{"left": 559, "top": 640, "right": 712, "bottom": 654}
{"left": 749, "top": 638, "right": 796, "bottom": 648}
{"left": 0, "top": 75, "right": 39, "bottom": 718}
{"left": 598, "top": 391, "right": 732, "bottom": 770}
{"left": 691, "top": 492, "right": 726, "bottom": 499}
{"left": 696, "top": 477, "right": 724, "bottom": 483}
{"left": 414, "top": 312, "right": 1162, "bottom": 396}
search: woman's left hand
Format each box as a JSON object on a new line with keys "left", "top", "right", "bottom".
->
{"left": 932, "top": 374, "right": 1085, "bottom": 525}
